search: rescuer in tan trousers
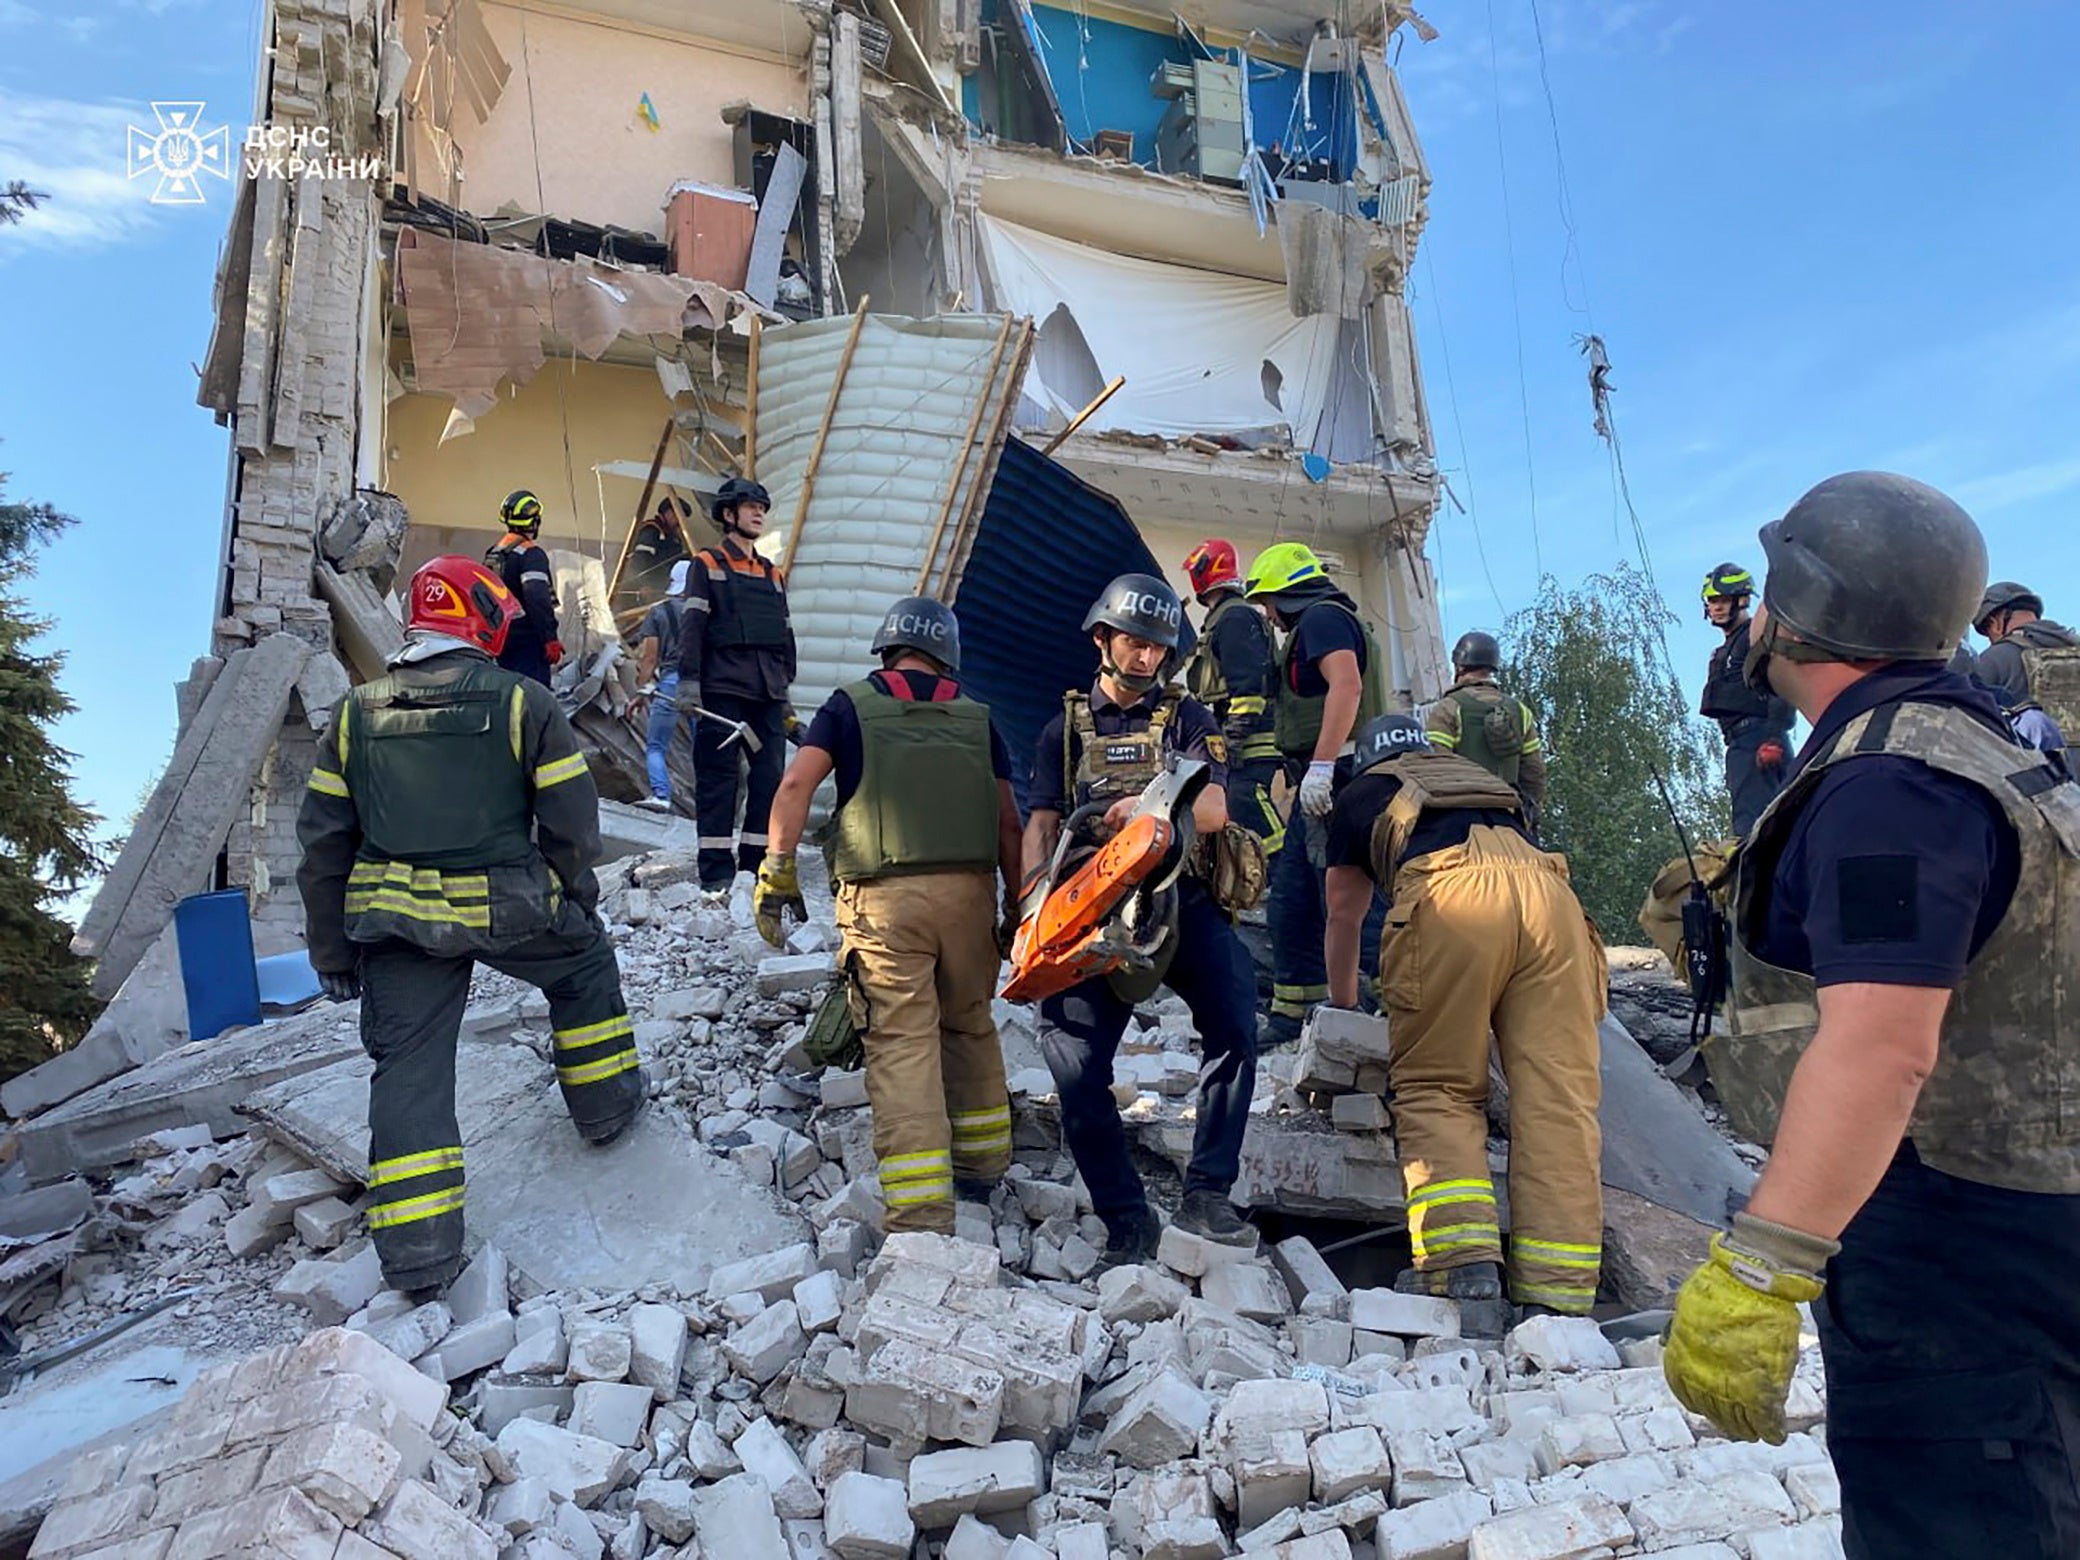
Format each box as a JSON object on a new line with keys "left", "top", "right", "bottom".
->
{"left": 757, "top": 597, "right": 1024, "bottom": 1233}
{"left": 1324, "top": 715, "right": 1607, "bottom": 1314}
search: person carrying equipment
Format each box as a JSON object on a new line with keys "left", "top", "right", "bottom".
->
{"left": 678, "top": 476, "right": 795, "bottom": 892}
{"left": 1020, "top": 573, "right": 1260, "bottom": 1263}
{"left": 1181, "top": 538, "right": 1284, "bottom": 853}
{"left": 1425, "top": 630, "right": 1547, "bottom": 828}
{"left": 758, "top": 597, "right": 1023, "bottom": 1233}
{"left": 1243, "top": 541, "right": 1389, "bottom": 1040}
{"left": 1323, "top": 714, "right": 1606, "bottom": 1315}
{"left": 1663, "top": 473, "right": 2080, "bottom": 1556}
{"left": 483, "top": 489, "right": 564, "bottom": 687}
{"left": 1700, "top": 562, "right": 1795, "bottom": 835}
{"left": 296, "top": 556, "right": 642, "bottom": 1295}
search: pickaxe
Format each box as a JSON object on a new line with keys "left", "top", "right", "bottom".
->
{"left": 684, "top": 704, "right": 761, "bottom": 754}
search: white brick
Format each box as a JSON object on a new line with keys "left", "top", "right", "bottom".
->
{"left": 1098, "top": 1263, "right": 1190, "bottom": 1324}
{"left": 360, "top": 1480, "right": 497, "bottom": 1560}
{"left": 163, "top": 1487, "right": 341, "bottom": 1560}
{"left": 274, "top": 1239, "right": 379, "bottom": 1323}
{"left": 1270, "top": 1537, "right": 1355, "bottom": 1560}
{"left": 566, "top": 1321, "right": 633, "bottom": 1382}
{"left": 1566, "top": 1451, "right": 1676, "bottom": 1508}
{"left": 738, "top": 1416, "right": 825, "bottom": 1519}
{"left": 1784, "top": 1462, "right": 1842, "bottom": 1519}
{"left": 1291, "top": 1316, "right": 1355, "bottom": 1368}
{"left": 1344, "top": 1386, "right": 1483, "bottom": 1438}
{"left": 693, "top": 1474, "right": 791, "bottom": 1560}
{"left": 727, "top": 1301, "right": 810, "bottom": 1384}
{"left": 445, "top": 1243, "right": 510, "bottom": 1324}
{"left": 259, "top": 1421, "right": 401, "bottom": 1523}
{"left": 1388, "top": 1430, "right": 1472, "bottom": 1506}
{"left": 365, "top": 1300, "right": 451, "bottom": 1363}
{"left": 760, "top": 951, "right": 836, "bottom": 995}
{"left": 1097, "top": 1367, "right": 1212, "bottom": 1468}
{"left": 1374, "top": 1489, "right": 1495, "bottom": 1560}
{"left": 1332, "top": 1093, "right": 1393, "bottom": 1131}
{"left": 794, "top": 1270, "right": 846, "bottom": 1335}
{"left": 1217, "top": 1378, "right": 1332, "bottom": 1443}
{"left": 1467, "top": 1494, "right": 1633, "bottom": 1560}
{"left": 865, "top": 1231, "right": 1001, "bottom": 1291}
{"left": 29, "top": 1487, "right": 158, "bottom": 1558}
{"left": 421, "top": 1308, "right": 516, "bottom": 1381}
{"left": 485, "top": 1477, "right": 555, "bottom": 1535}
{"left": 503, "top": 1309, "right": 568, "bottom": 1376}
{"left": 1232, "top": 1427, "right": 1313, "bottom": 1529}
{"left": 710, "top": 1242, "right": 821, "bottom": 1303}
{"left": 570, "top": 1381, "right": 654, "bottom": 1448}
{"left": 288, "top": 1327, "right": 449, "bottom": 1430}
{"left": 1271, "top": 1236, "right": 1349, "bottom": 1308}
{"left": 1158, "top": 1222, "right": 1260, "bottom": 1278}
{"left": 1141, "top": 1516, "right": 1227, "bottom": 1559}
{"left": 476, "top": 1376, "right": 575, "bottom": 1436}
{"left": 907, "top": 1441, "right": 1047, "bottom": 1527}
{"left": 1459, "top": 1439, "right": 1541, "bottom": 1493}
{"left": 1348, "top": 1289, "right": 1462, "bottom": 1340}
{"left": 1533, "top": 1415, "right": 1627, "bottom": 1475}
{"left": 845, "top": 1337, "right": 1004, "bottom": 1447}
{"left": 824, "top": 1472, "right": 915, "bottom": 1560}
{"left": 1504, "top": 1316, "right": 1620, "bottom": 1374}
{"left": 1201, "top": 1260, "right": 1291, "bottom": 1323}
{"left": 944, "top": 1512, "right": 1013, "bottom": 1560}
{"left": 1743, "top": 1519, "right": 1846, "bottom": 1560}
{"left": 1628, "top": 1472, "right": 1796, "bottom": 1550}
{"left": 494, "top": 1417, "right": 633, "bottom": 1506}
{"left": 634, "top": 1476, "right": 699, "bottom": 1543}
{"left": 1311, "top": 1426, "right": 1393, "bottom": 1504}
{"left": 1616, "top": 1406, "right": 1694, "bottom": 1454}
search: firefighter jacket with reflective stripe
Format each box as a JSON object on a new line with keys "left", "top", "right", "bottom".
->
{"left": 485, "top": 533, "right": 560, "bottom": 649}
{"left": 1364, "top": 751, "right": 1525, "bottom": 901}
{"left": 1184, "top": 591, "right": 1279, "bottom": 764}
{"left": 1068, "top": 688, "right": 1183, "bottom": 807}
{"left": 1720, "top": 698, "right": 2080, "bottom": 1194}
{"left": 1273, "top": 597, "right": 1390, "bottom": 761}
{"left": 1700, "top": 618, "right": 1794, "bottom": 740}
{"left": 296, "top": 650, "right": 605, "bottom": 971}
{"left": 678, "top": 539, "right": 796, "bottom": 701}
{"left": 829, "top": 677, "right": 1000, "bottom": 884}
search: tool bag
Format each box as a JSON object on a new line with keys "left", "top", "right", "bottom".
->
{"left": 1196, "top": 822, "right": 1270, "bottom": 913}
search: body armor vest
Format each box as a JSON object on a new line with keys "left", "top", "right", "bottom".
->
{"left": 486, "top": 535, "right": 557, "bottom": 607}
{"left": 1441, "top": 683, "right": 1530, "bottom": 785}
{"left": 1184, "top": 594, "right": 1247, "bottom": 710}
{"left": 343, "top": 660, "right": 535, "bottom": 870}
{"left": 1718, "top": 698, "right": 2080, "bottom": 1194}
{"left": 1363, "top": 752, "right": 1524, "bottom": 899}
{"left": 1067, "top": 689, "right": 1182, "bottom": 808}
{"left": 829, "top": 678, "right": 1000, "bottom": 884}
{"left": 1700, "top": 619, "right": 1787, "bottom": 736}
{"left": 700, "top": 546, "right": 792, "bottom": 651}
{"left": 1273, "top": 599, "right": 1390, "bottom": 759}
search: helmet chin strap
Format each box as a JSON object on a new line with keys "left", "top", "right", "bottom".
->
{"left": 1100, "top": 640, "right": 1164, "bottom": 694}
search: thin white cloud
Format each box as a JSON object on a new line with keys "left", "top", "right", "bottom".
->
{"left": 0, "top": 90, "right": 228, "bottom": 251}
{"left": 1949, "top": 455, "right": 2080, "bottom": 518}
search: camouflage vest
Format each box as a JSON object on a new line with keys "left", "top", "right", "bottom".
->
{"left": 1183, "top": 593, "right": 1248, "bottom": 709}
{"left": 1441, "top": 683, "right": 1532, "bottom": 786}
{"left": 1273, "top": 599, "right": 1390, "bottom": 760}
{"left": 2016, "top": 625, "right": 2080, "bottom": 736}
{"left": 1364, "top": 751, "right": 1523, "bottom": 898}
{"left": 828, "top": 677, "right": 999, "bottom": 884}
{"left": 1717, "top": 699, "right": 2080, "bottom": 1194}
{"left": 1067, "top": 687, "right": 1182, "bottom": 808}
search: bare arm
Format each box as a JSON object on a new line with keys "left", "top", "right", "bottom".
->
{"left": 1325, "top": 865, "right": 1373, "bottom": 1009}
{"left": 1313, "top": 648, "right": 1362, "bottom": 761}
{"left": 1022, "top": 807, "right": 1062, "bottom": 884}
{"left": 996, "top": 780, "right": 1024, "bottom": 904}
{"left": 635, "top": 635, "right": 659, "bottom": 686}
{"left": 767, "top": 746, "right": 835, "bottom": 858}
{"left": 1192, "top": 783, "right": 1229, "bottom": 836}
{"left": 1744, "top": 981, "right": 1947, "bottom": 1239}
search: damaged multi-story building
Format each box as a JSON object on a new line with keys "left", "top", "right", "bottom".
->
{"left": 58, "top": 0, "right": 1451, "bottom": 1082}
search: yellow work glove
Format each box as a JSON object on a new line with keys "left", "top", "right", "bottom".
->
{"left": 754, "top": 853, "right": 806, "bottom": 949}
{"left": 1664, "top": 1211, "right": 1838, "bottom": 1444}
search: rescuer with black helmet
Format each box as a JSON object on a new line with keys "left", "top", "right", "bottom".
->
{"left": 1698, "top": 560, "right": 1795, "bottom": 834}
{"left": 1019, "top": 572, "right": 1260, "bottom": 1263}
{"left": 483, "top": 489, "right": 564, "bottom": 686}
{"left": 1323, "top": 712, "right": 1606, "bottom": 1317}
{"left": 1664, "top": 472, "right": 2080, "bottom": 1555}
{"left": 678, "top": 473, "right": 796, "bottom": 891}
{"left": 1969, "top": 578, "right": 2080, "bottom": 714}
{"left": 1425, "top": 630, "right": 1547, "bottom": 829}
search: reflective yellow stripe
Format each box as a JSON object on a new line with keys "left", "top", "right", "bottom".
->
{"left": 1514, "top": 1236, "right": 1602, "bottom": 1256}
{"left": 1229, "top": 695, "right": 1267, "bottom": 716}
{"left": 366, "top": 1185, "right": 467, "bottom": 1229}
{"left": 881, "top": 1150, "right": 952, "bottom": 1175}
{"left": 554, "top": 1016, "right": 635, "bottom": 1048}
{"left": 1411, "top": 1193, "right": 1499, "bottom": 1218}
{"left": 344, "top": 892, "right": 492, "bottom": 928}
{"left": 884, "top": 1181, "right": 955, "bottom": 1207}
{"left": 338, "top": 697, "right": 352, "bottom": 768}
{"left": 509, "top": 686, "right": 525, "bottom": 763}
{"left": 1411, "top": 1225, "right": 1502, "bottom": 1258}
{"left": 534, "top": 752, "right": 588, "bottom": 789}
{"left": 1514, "top": 1238, "right": 1602, "bottom": 1269}
{"left": 950, "top": 1108, "right": 1011, "bottom": 1136}
{"left": 307, "top": 768, "right": 350, "bottom": 798}
{"left": 1429, "top": 730, "right": 1461, "bottom": 749}
{"left": 1408, "top": 1178, "right": 1496, "bottom": 1205}
{"left": 347, "top": 863, "right": 489, "bottom": 896}
{"left": 368, "top": 1146, "right": 465, "bottom": 1186}
{"left": 1512, "top": 1281, "right": 1597, "bottom": 1309}
{"left": 557, "top": 1052, "right": 640, "bottom": 1087}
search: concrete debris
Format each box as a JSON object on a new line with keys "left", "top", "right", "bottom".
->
{"left": 9, "top": 837, "right": 1835, "bottom": 1560}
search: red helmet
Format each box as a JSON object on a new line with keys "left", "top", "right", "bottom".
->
{"left": 408, "top": 555, "right": 517, "bottom": 655}
{"left": 1183, "top": 538, "right": 1241, "bottom": 595}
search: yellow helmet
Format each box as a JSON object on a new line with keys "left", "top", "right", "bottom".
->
{"left": 1244, "top": 541, "right": 1328, "bottom": 599}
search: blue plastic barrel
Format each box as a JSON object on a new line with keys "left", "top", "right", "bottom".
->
{"left": 172, "top": 889, "right": 262, "bottom": 1042}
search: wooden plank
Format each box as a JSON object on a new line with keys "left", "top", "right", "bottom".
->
{"left": 940, "top": 320, "right": 1033, "bottom": 598}
{"left": 780, "top": 297, "right": 870, "bottom": 576}
{"left": 914, "top": 314, "right": 1013, "bottom": 593}
{"left": 608, "top": 421, "right": 675, "bottom": 605}
{"left": 744, "top": 314, "right": 762, "bottom": 479}
{"left": 1041, "top": 374, "right": 1125, "bottom": 456}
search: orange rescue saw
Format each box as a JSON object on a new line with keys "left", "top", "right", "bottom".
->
{"left": 1001, "top": 757, "right": 1210, "bottom": 1003}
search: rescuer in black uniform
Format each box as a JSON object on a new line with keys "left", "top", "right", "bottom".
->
{"left": 677, "top": 476, "right": 796, "bottom": 892}
{"left": 1699, "top": 562, "right": 1795, "bottom": 835}
{"left": 484, "top": 489, "right": 563, "bottom": 688}
{"left": 1181, "top": 538, "right": 1283, "bottom": 853}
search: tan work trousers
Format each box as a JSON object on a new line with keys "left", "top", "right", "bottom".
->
{"left": 835, "top": 869, "right": 1012, "bottom": 1235}
{"left": 1379, "top": 826, "right": 1607, "bottom": 1313}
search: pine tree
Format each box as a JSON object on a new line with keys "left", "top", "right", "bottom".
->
{"left": 0, "top": 469, "right": 102, "bottom": 1081}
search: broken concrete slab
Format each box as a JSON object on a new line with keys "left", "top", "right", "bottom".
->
{"left": 312, "top": 561, "right": 404, "bottom": 682}
{"left": 3, "top": 922, "right": 188, "bottom": 1121}
{"left": 241, "top": 1038, "right": 808, "bottom": 1293}
{"left": 0, "top": 1179, "right": 93, "bottom": 1242}
{"left": 597, "top": 798, "right": 702, "bottom": 863}
{"left": 13, "top": 1002, "right": 363, "bottom": 1182}
{"left": 1598, "top": 1016, "right": 1755, "bottom": 1226}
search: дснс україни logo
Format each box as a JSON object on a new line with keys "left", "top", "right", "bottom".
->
{"left": 126, "top": 102, "right": 231, "bottom": 205}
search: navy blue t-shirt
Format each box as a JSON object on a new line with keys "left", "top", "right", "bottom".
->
{"left": 1283, "top": 596, "right": 1369, "bottom": 699}
{"left": 1325, "top": 769, "right": 1524, "bottom": 889}
{"left": 1753, "top": 664, "right": 2022, "bottom": 988}
{"left": 1028, "top": 683, "right": 1228, "bottom": 815}
{"left": 803, "top": 669, "right": 1011, "bottom": 810}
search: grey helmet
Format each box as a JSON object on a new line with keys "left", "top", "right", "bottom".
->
{"left": 871, "top": 596, "right": 961, "bottom": 672}
{"left": 1083, "top": 573, "right": 1184, "bottom": 649}
{"left": 1354, "top": 713, "right": 1434, "bottom": 775}
{"left": 1451, "top": 630, "right": 1501, "bottom": 673}
{"left": 1757, "top": 472, "right": 1987, "bottom": 661}
{"left": 1974, "top": 581, "right": 2044, "bottom": 635}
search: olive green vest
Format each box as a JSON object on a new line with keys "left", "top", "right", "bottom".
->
{"left": 1364, "top": 751, "right": 1523, "bottom": 898}
{"left": 343, "top": 660, "right": 534, "bottom": 871}
{"left": 828, "top": 679, "right": 999, "bottom": 883}
{"left": 1273, "top": 600, "right": 1390, "bottom": 760}
{"left": 1184, "top": 593, "right": 1248, "bottom": 709}
{"left": 1440, "top": 683, "right": 1534, "bottom": 786}
{"left": 1067, "top": 688, "right": 1182, "bottom": 807}
{"left": 1716, "top": 699, "right": 2080, "bottom": 1194}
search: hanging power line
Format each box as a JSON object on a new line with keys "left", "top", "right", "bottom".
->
{"left": 1525, "top": 0, "right": 1594, "bottom": 322}
{"left": 1484, "top": 0, "right": 1545, "bottom": 578}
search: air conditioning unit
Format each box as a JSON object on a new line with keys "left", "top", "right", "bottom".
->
{"left": 1152, "top": 59, "right": 1247, "bottom": 185}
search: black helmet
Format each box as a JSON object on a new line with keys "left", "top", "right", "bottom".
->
{"left": 1757, "top": 472, "right": 1986, "bottom": 661}
{"left": 1974, "top": 580, "right": 2044, "bottom": 634}
{"left": 1451, "top": 630, "right": 1501, "bottom": 673}
{"left": 712, "top": 476, "right": 772, "bottom": 525}
{"left": 1083, "top": 573, "right": 1183, "bottom": 649}
{"left": 1700, "top": 562, "right": 1755, "bottom": 602}
{"left": 500, "top": 489, "right": 543, "bottom": 534}
{"left": 1354, "top": 713, "right": 1433, "bottom": 774}
{"left": 871, "top": 596, "right": 961, "bottom": 672}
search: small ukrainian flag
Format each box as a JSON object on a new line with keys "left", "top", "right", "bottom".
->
{"left": 637, "top": 93, "right": 661, "bottom": 131}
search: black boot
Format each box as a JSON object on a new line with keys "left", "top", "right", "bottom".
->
{"left": 1098, "top": 1205, "right": 1162, "bottom": 1270}
{"left": 580, "top": 1075, "right": 649, "bottom": 1146}
{"left": 1395, "top": 1259, "right": 1504, "bottom": 1301}
{"left": 1173, "top": 1188, "right": 1258, "bottom": 1248}
{"left": 954, "top": 1176, "right": 1000, "bottom": 1204}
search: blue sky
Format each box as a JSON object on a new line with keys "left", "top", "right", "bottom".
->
{"left": 3, "top": 0, "right": 2078, "bottom": 866}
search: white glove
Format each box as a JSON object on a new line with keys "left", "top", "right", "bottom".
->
{"left": 1299, "top": 760, "right": 1337, "bottom": 817}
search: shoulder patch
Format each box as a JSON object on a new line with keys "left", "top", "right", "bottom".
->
{"left": 1205, "top": 733, "right": 1229, "bottom": 763}
{"left": 1836, "top": 855, "right": 1919, "bottom": 944}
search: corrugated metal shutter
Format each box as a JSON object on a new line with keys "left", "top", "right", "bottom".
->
{"left": 954, "top": 438, "right": 1191, "bottom": 810}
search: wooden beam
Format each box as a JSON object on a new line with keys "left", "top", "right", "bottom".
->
{"left": 609, "top": 421, "right": 675, "bottom": 604}
{"left": 1042, "top": 375, "right": 1126, "bottom": 456}
{"left": 939, "top": 319, "right": 1034, "bottom": 598}
{"left": 745, "top": 313, "right": 762, "bottom": 479}
{"left": 914, "top": 314, "right": 1015, "bottom": 593}
{"left": 781, "top": 297, "right": 870, "bottom": 576}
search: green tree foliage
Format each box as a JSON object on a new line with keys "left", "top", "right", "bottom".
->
{"left": 1501, "top": 563, "right": 1726, "bottom": 939}
{"left": 0, "top": 470, "right": 103, "bottom": 1080}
